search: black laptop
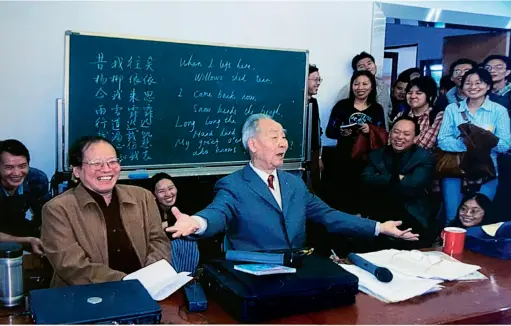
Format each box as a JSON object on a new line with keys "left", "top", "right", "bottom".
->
{"left": 29, "top": 280, "right": 161, "bottom": 324}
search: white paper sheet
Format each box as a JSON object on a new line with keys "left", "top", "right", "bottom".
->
{"left": 358, "top": 249, "right": 481, "bottom": 281}
{"left": 338, "top": 263, "right": 444, "bottom": 303}
{"left": 123, "top": 260, "right": 193, "bottom": 301}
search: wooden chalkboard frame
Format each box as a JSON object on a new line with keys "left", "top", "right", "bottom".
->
{"left": 60, "top": 30, "right": 309, "bottom": 175}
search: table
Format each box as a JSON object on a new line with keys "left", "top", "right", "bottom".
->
{"left": 2, "top": 250, "right": 510, "bottom": 324}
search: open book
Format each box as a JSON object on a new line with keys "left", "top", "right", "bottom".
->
{"left": 123, "top": 260, "right": 193, "bottom": 301}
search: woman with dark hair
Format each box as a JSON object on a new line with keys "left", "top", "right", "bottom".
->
{"left": 150, "top": 173, "right": 199, "bottom": 274}
{"left": 398, "top": 67, "right": 421, "bottom": 82}
{"left": 325, "top": 70, "right": 386, "bottom": 214}
{"left": 41, "top": 136, "right": 170, "bottom": 287}
{"left": 449, "top": 193, "right": 492, "bottom": 228}
{"left": 438, "top": 68, "right": 511, "bottom": 226}
{"left": 394, "top": 76, "right": 444, "bottom": 149}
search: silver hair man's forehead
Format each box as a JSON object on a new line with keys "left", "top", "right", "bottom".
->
{"left": 241, "top": 113, "right": 274, "bottom": 152}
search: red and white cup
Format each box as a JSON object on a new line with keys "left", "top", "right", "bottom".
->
{"left": 441, "top": 227, "right": 466, "bottom": 255}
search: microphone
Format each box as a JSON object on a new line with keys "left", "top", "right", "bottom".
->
{"left": 347, "top": 253, "right": 393, "bottom": 283}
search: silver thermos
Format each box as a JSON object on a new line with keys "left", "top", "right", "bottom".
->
{"left": 0, "top": 242, "right": 24, "bottom": 307}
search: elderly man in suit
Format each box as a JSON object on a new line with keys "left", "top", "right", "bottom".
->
{"left": 166, "top": 114, "right": 418, "bottom": 251}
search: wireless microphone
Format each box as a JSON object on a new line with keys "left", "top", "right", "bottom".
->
{"left": 347, "top": 253, "right": 393, "bottom": 283}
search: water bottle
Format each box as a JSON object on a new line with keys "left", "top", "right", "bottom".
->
{"left": 0, "top": 243, "right": 24, "bottom": 307}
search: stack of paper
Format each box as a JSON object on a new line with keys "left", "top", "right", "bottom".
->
{"left": 339, "top": 263, "right": 444, "bottom": 303}
{"left": 335, "top": 249, "right": 484, "bottom": 303}
{"left": 124, "top": 260, "right": 193, "bottom": 301}
{"left": 359, "top": 249, "right": 481, "bottom": 281}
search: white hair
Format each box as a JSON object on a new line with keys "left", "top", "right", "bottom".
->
{"left": 241, "top": 113, "right": 273, "bottom": 152}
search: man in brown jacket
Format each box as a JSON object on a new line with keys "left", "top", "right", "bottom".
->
{"left": 41, "top": 136, "right": 170, "bottom": 287}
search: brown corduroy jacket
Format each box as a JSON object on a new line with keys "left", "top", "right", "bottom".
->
{"left": 41, "top": 183, "right": 170, "bottom": 287}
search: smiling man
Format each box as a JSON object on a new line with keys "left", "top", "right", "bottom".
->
{"left": 307, "top": 64, "right": 324, "bottom": 194}
{"left": 166, "top": 114, "right": 420, "bottom": 251}
{"left": 361, "top": 116, "right": 436, "bottom": 249}
{"left": 0, "top": 139, "right": 50, "bottom": 254}
{"left": 41, "top": 136, "right": 169, "bottom": 287}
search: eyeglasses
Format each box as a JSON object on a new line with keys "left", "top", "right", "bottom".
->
{"left": 459, "top": 207, "right": 484, "bottom": 216}
{"left": 83, "top": 158, "right": 120, "bottom": 170}
{"left": 453, "top": 69, "right": 471, "bottom": 77}
{"left": 484, "top": 64, "right": 506, "bottom": 72}
{"left": 308, "top": 77, "right": 323, "bottom": 84}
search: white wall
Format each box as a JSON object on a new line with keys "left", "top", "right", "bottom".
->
{"left": 386, "top": 45, "right": 418, "bottom": 75}
{"left": 0, "top": 1, "right": 509, "bottom": 177}
{"left": 0, "top": 1, "right": 374, "bottom": 176}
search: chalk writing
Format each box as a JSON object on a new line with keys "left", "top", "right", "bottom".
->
{"left": 195, "top": 72, "right": 223, "bottom": 82}
{"left": 180, "top": 54, "right": 202, "bottom": 68}
{"left": 77, "top": 45, "right": 303, "bottom": 167}
{"left": 175, "top": 116, "right": 196, "bottom": 132}
{"left": 256, "top": 75, "right": 272, "bottom": 83}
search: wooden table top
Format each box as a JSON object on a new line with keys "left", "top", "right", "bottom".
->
{"left": 2, "top": 250, "right": 510, "bottom": 324}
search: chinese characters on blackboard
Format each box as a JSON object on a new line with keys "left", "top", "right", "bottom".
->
{"left": 90, "top": 53, "right": 156, "bottom": 163}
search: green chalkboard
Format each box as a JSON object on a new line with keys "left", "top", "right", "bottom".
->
{"left": 64, "top": 31, "right": 308, "bottom": 169}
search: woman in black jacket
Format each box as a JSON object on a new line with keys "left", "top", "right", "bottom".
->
{"left": 325, "top": 70, "right": 386, "bottom": 214}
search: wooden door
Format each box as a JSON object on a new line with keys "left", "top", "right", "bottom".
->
{"left": 442, "top": 31, "right": 510, "bottom": 74}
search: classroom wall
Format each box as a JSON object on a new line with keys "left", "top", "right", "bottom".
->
{"left": 1, "top": 1, "right": 510, "bottom": 177}
{"left": 385, "top": 24, "right": 485, "bottom": 65}
{"left": 0, "top": 1, "right": 374, "bottom": 175}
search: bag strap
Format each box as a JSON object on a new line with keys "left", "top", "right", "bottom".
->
{"left": 457, "top": 102, "right": 470, "bottom": 122}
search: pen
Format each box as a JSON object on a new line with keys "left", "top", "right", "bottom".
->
{"left": 331, "top": 249, "right": 338, "bottom": 258}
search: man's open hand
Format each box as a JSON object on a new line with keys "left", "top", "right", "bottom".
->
{"left": 164, "top": 207, "right": 200, "bottom": 238}
{"left": 380, "top": 221, "right": 419, "bottom": 241}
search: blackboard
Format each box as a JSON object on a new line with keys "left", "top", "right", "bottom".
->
{"left": 64, "top": 31, "right": 308, "bottom": 169}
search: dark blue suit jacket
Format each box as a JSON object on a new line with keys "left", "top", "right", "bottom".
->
{"left": 196, "top": 165, "right": 377, "bottom": 251}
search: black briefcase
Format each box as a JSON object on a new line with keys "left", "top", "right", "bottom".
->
{"left": 200, "top": 255, "right": 358, "bottom": 322}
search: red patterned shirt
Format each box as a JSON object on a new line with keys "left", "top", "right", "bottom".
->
{"left": 395, "top": 108, "right": 444, "bottom": 149}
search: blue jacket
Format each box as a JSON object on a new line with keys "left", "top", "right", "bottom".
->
{"left": 196, "top": 165, "right": 377, "bottom": 251}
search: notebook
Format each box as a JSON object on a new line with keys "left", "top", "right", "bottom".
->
{"left": 29, "top": 280, "right": 162, "bottom": 324}
{"left": 234, "top": 264, "right": 296, "bottom": 275}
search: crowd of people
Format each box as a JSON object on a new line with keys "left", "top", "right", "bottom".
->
{"left": 1, "top": 51, "right": 509, "bottom": 287}
{"left": 309, "top": 52, "right": 511, "bottom": 251}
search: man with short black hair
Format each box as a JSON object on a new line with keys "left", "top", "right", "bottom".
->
{"left": 483, "top": 54, "right": 511, "bottom": 110}
{"left": 0, "top": 139, "right": 50, "bottom": 254}
{"left": 361, "top": 117, "right": 436, "bottom": 249}
{"left": 307, "top": 64, "right": 323, "bottom": 193}
{"left": 335, "top": 52, "right": 392, "bottom": 129}
{"left": 434, "top": 58, "right": 477, "bottom": 111}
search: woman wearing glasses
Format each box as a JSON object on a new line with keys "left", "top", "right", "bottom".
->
{"left": 437, "top": 68, "right": 511, "bottom": 228}
{"left": 449, "top": 193, "right": 492, "bottom": 228}
{"left": 41, "top": 136, "right": 170, "bottom": 287}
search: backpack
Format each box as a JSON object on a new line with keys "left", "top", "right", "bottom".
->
{"left": 465, "top": 222, "right": 511, "bottom": 260}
